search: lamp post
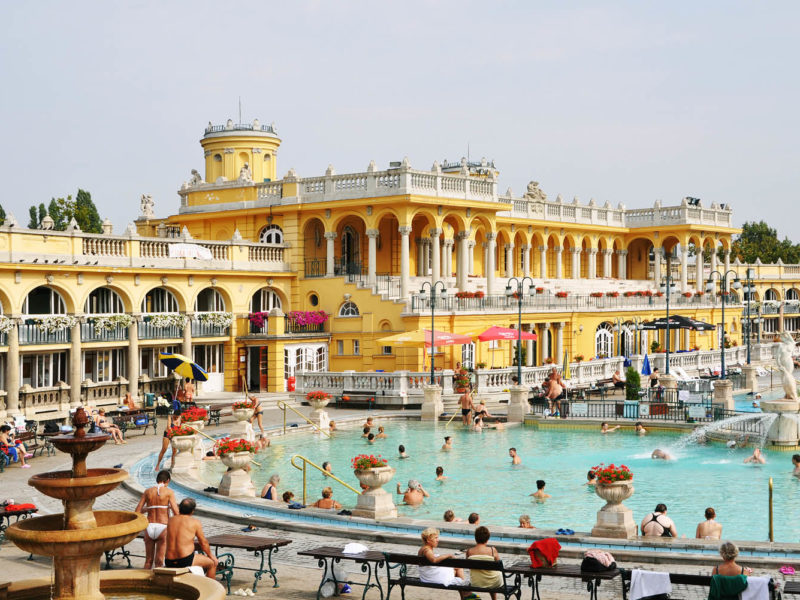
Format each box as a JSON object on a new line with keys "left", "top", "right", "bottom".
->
{"left": 743, "top": 268, "right": 755, "bottom": 365}
{"left": 418, "top": 281, "right": 448, "bottom": 385}
{"left": 660, "top": 273, "right": 676, "bottom": 375}
{"left": 706, "top": 269, "right": 742, "bottom": 379}
{"left": 505, "top": 277, "right": 535, "bottom": 384}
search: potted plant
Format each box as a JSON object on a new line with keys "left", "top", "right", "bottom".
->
{"left": 217, "top": 437, "right": 256, "bottom": 471}
{"left": 683, "top": 292, "right": 693, "bottom": 298}
{"left": 574, "top": 354, "right": 584, "bottom": 363}
{"left": 306, "top": 390, "right": 332, "bottom": 411}
{"left": 248, "top": 311, "right": 269, "bottom": 329}
{"left": 351, "top": 454, "right": 393, "bottom": 491}
{"left": 544, "top": 357, "right": 554, "bottom": 364}
{"left": 695, "top": 291, "right": 705, "bottom": 297}
{"left": 453, "top": 370, "right": 470, "bottom": 392}
{"left": 590, "top": 292, "right": 603, "bottom": 298}
{"left": 535, "top": 287, "right": 544, "bottom": 294}
{"left": 555, "top": 291, "right": 568, "bottom": 298}
{"left": 606, "top": 291, "right": 619, "bottom": 298}
{"left": 232, "top": 400, "right": 254, "bottom": 422}
{"left": 591, "top": 463, "right": 634, "bottom": 507}
{"left": 181, "top": 407, "right": 208, "bottom": 430}
{"left": 167, "top": 424, "right": 197, "bottom": 454}
{"left": 476, "top": 362, "right": 487, "bottom": 370}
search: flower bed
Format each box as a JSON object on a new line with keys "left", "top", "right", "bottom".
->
{"left": 216, "top": 438, "right": 255, "bottom": 456}
{"left": 181, "top": 407, "right": 208, "bottom": 422}
{"left": 28, "top": 315, "right": 78, "bottom": 333}
{"left": 591, "top": 463, "right": 632, "bottom": 484}
{"left": 351, "top": 454, "right": 388, "bottom": 470}
{"left": 306, "top": 390, "right": 331, "bottom": 402}
{"left": 145, "top": 313, "right": 187, "bottom": 329}
{"left": 166, "top": 424, "right": 196, "bottom": 438}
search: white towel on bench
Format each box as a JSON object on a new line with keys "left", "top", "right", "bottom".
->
{"left": 740, "top": 576, "right": 770, "bottom": 600}
{"left": 187, "top": 566, "right": 205, "bottom": 576}
{"left": 630, "top": 569, "right": 671, "bottom": 600}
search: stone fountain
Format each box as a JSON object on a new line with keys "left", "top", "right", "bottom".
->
{"left": 3, "top": 408, "right": 223, "bottom": 600}
{"left": 759, "top": 332, "right": 800, "bottom": 446}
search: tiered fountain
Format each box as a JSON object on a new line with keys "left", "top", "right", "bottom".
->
{"left": 3, "top": 408, "right": 223, "bottom": 600}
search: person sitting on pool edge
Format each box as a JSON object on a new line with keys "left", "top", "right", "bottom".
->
{"left": 397, "top": 480, "right": 429, "bottom": 505}
{"left": 641, "top": 503, "right": 677, "bottom": 538}
{"left": 311, "top": 487, "right": 342, "bottom": 510}
{"left": 696, "top": 507, "right": 723, "bottom": 540}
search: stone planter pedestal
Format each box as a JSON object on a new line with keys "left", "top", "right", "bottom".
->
{"left": 218, "top": 451, "right": 255, "bottom": 497}
{"left": 230, "top": 409, "right": 255, "bottom": 442}
{"left": 309, "top": 398, "right": 331, "bottom": 431}
{"left": 713, "top": 379, "right": 734, "bottom": 411}
{"left": 170, "top": 435, "right": 198, "bottom": 474}
{"left": 183, "top": 420, "right": 206, "bottom": 460}
{"left": 742, "top": 364, "right": 759, "bottom": 394}
{"left": 591, "top": 480, "right": 637, "bottom": 539}
{"left": 508, "top": 385, "right": 529, "bottom": 422}
{"left": 421, "top": 385, "right": 443, "bottom": 421}
{"left": 760, "top": 399, "right": 800, "bottom": 446}
{"left": 352, "top": 466, "right": 397, "bottom": 519}
{"left": 660, "top": 373, "right": 677, "bottom": 391}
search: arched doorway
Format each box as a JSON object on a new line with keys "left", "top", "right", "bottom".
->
{"left": 340, "top": 225, "right": 360, "bottom": 275}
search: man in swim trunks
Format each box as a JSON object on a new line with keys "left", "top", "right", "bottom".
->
{"left": 135, "top": 470, "right": 180, "bottom": 568}
{"left": 396, "top": 479, "right": 429, "bottom": 505}
{"left": 459, "top": 386, "right": 474, "bottom": 425}
{"left": 546, "top": 369, "right": 564, "bottom": 415}
{"left": 509, "top": 447, "right": 521, "bottom": 465}
{"left": 164, "top": 498, "right": 216, "bottom": 578}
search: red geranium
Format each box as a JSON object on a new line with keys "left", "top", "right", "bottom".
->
{"left": 351, "top": 454, "right": 388, "bottom": 470}
{"left": 591, "top": 463, "right": 633, "bottom": 485}
{"left": 232, "top": 400, "right": 254, "bottom": 410}
{"left": 167, "top": 425, "right": 195, "bottom": 438}
{"left": 181, "top": 407, "right": 208, "bottom": 422}
{"left": 216, "top": 437, "right": 255, "bottom": 456}
{"left": 307, "top": 391, "right": 332, "bottom": 402}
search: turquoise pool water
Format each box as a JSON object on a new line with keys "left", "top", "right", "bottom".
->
{"left": 198, "top": 420, "right": 800, "bottom": 543}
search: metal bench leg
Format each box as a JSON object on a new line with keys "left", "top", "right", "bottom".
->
{"left": 252, "top": 546, "right": 280, "bottom": 592}
{"left": 359, "top": 560, "right": 384, "bottom": 600}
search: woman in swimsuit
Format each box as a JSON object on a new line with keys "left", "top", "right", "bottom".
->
{"left": 135, "top": 470, "right": 179, "bottom": 568}
{"left": 712, "top": 541, "right": 752, "bottom": 576}
{"left": 155, "top": 410, "right": 183, "bottom": 472}
{"left": 96, "top": 409, "right": 125, "bottom": 444}
{"left": 467, "top": 526, "right": 502, "bottom": 600}
{"left": 183, "top": 378, "right": 195, "bottom": 403}
{"left": 261, "top": 474, "right": 280, "bottom": 500}
{"left": 248, "top": 395, "right": 265, "bottom": 436}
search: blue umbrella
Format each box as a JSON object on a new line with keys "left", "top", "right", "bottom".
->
{"left": 641, "top": 353, "right": 652, "bottom": 376}
{"left": 158, "top": 352, "right": 209, "bottom": 381}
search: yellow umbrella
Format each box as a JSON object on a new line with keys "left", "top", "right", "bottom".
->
{"left": 377, "top": 329, "right": 428, "bottom": 346}
{"left": 562, "top": 350, "right": 571, "bottom": 380}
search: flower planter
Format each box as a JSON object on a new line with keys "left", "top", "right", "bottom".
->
{"left": 220, "top": 451, "right": 252, "bottom": 471}
{"left": 170, "top": 435, "right": 195, "bottom": 453}
{"left": 183, "top": 419, "right": 205, "bottom": 432}
{"left": 232, "top": 408, "right": 253, "bottom": 422}
{"left": 170, "top": 434, "right": 197, "bottom": 474}
{"left": 309, "top": 398, "right": 330, "bottom": 412}
{"left": 218, "top": 451, "right": 256, "bottom": 497}
{"left": 595, "top": 480, "right": 634, "bottom": 507}
{"left": 591, "top": 480, "right": 637, "bottom": 539}
{"left": 352, "top": 466, "right": 397, "bottom": 520}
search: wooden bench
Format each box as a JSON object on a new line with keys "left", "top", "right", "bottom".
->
{"left": 619, "top": 568, "right": 778, "bottom": 600}
{"left": 205, "top": 534, "right": 292, "bottom": 593}
{"left": 784, "top": 581, "right": 800, "bottom": 595}
{"left": 112, "top": 412, "right": 157, "bottom": 436}
{"left": 336, "top": 390, "right": 378, "bottom": 409}
{"left": 0, "top": 506, "right": 38, "bottom": 542}
{"left": 383, "top": 551, "right": 522, "bottom": 600}
{"left": 298, "top": 545, "right": 387, "bottom": 599}
{"left": 506, "top": 562, "right": 619, "bottom": 600}
{"left": 15, "top": 431, "right": 52, "bottom": 458}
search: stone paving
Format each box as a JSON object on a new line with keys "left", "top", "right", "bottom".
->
{"left": 1, "top": 392, "right": 796, "bottom": 599}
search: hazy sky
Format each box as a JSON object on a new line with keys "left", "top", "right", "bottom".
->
{"left": 1, "top": 2, "right": 798, "bottom": 238}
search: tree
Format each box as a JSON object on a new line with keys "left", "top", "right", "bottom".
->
{"left": 48, "top": 198, "right": 66, "bottom": 230}
{"left": 731, "top": 221, "right": 800, "bottom": 264}
{"left": 30, "top": 189, "right": 104, "bottom": 233}
{"left": 74, "top": 189, "right": 102, "bottom": 233}
{"left": 28, "top": 206, "right": 39, "bottom": 229}
{"left": 0, "top": 204, "right": 5, "bottom": 226}
{"left": 625, "top": 366, "right": 641, "bottom": 400}
{"left": 37, "top": 203, "right": 47, "bottom": 227}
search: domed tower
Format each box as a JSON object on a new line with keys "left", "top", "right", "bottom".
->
{"left": 200, "top": 118, "right": 282, "bottom": 183}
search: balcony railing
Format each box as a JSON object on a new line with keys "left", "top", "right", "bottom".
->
{"left": 191, "top": 320, "right": 230, "bottom": 337}
{"left": 138, "top": 321, "right": 182, "bottom": 340}
{"left": 303, "top": 258, "right": 364, "bottom": 279}
{"left": 81, "top": 323, "right": 129, "bottom": 343}
{"left": 19, "top": 323, "right": 71, "bottom": 345}
{"left": 284, "top": 316, "right": 325, "bottom": 334}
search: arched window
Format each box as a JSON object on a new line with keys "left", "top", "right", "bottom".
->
{"left": 195, "top": 288, "right": 225, "bottom": 312}
{"left": 338, "top": 301, "right": 360, "bottom": 317}
{"left": 765, "top": 288, "right": 780, "bottom": 301}
{"left": 595, "top": 323, "right": 614, "bottom": 358}
{"left": 250, "top": 288, "right": 282, "bottom": 312}
{"left": 619, "top": 324, "right": 634, "bottom": 357}
{"left": 259, "top": 225, "right": 283, "bottom": 244}
{"left": 141, "top": 288, "right": 179, "bottom": 313}
{"left": 85, "top": 288, "right": 125, "bottom": 314}
{"left": 786, "top": 289, "right": 800, "bottom": 301}
{"left": 23, "top": 286, "right": 66, "bottom": 314}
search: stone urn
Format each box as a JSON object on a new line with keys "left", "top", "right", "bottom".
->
{"left": 218, "top": 451, "right": 255, "bottom": 497}
{"left": 309, "top": 396, "right": 331, "bottom": 412}
{"left": 591, "top": 480, "right": 637, "bottom": 539}
{"left": 230, "top": 408, "right": 256, "bottom": 442}
{"left": 232, "top": 408, "right": 253, "bottom": 422}
{"left": 170, "top": 435, "right": 197, "bottom": 474}
{"left": 184, "top": 419, "right": 205, "bottom": 432}
{"left": 352, "top": 466, "right": 397, "bottom": 520}
{"left": 308, "top": 394, "right": 332, "bottom": 431}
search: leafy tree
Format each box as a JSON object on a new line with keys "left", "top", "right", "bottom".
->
{"left": 625, "top": 366, "right": 640, "bottom": 400}
{"left": 48, "top": 198, "right": 66, "bottom": 230}
{"left": 75, "top": 189, "right": 102, "bottom": 233}
{"left": 37, "top": 203, "right": 47, "bottom": 227}
{"left": 28, "top": 206, "right": 39, "bottom": 229}
{"left": 33, "top": 190, "right": 104, "bottom": 233}
{"left": 731, "top": 221, "right": 800, "bottom": 264}
{"left": 0, "top": 204, "right": 5, "bottom": 226}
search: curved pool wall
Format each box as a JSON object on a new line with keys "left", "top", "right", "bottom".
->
{"left": 125, "top": 415, "right": 800, "bottom": 564}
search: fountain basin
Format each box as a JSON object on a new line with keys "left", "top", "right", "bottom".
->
{"left": 28, "top": 469, "right": 129, "bottom": 501}
{"left": 5, "top": 511, "right": 147, "bottom": 557}
{"left": 49, "top": 433, "right": 110, "bottom": 456}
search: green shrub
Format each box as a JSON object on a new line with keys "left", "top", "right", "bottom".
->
{"left": 625, "top": 366, "right": 641, "bottom": 400}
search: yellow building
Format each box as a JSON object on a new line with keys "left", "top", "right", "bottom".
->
{"left": 0, "top": 118, "right": 797, "bottom": 420}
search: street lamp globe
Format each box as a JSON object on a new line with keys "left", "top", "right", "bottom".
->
{"left": 504, "top": 285, "right": 513, "bottom": 297}
{"left": 732, "top": 278, "right": 742, "bottom": 290}
{"left": 439, "top": 288, "right": 448, "bottom": 300}
{"left": 418, "top": 288, "right": 428, "bottom": 302}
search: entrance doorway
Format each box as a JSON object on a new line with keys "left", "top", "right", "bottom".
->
{"left": 247, "top": 347, "right": 268, "bottom": 392}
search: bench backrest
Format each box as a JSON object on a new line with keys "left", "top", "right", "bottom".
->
{"left": 15, "top": 431, "right": 36, "bottom": 443}
{"left": 384, "top": 552, "right": 505, "bottom": 572}
{"left": 621, "top": 569, "right": 775, "bottom": 590}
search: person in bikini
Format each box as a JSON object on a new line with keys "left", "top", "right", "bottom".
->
{"left": 247, "top": 395, "right": 265, "bottom": 436}
{"left": 155, "top": 410, "right": 183, "bottom": 472}
{"left": 641, "top": 503, "right": 677, "bottom": 537}
{"left": 135, "top": 470, "right": 179, "bottom": 568}
{"left": 164, "top": 498, "right": 216, "bottom": 578}
{"left": 96, "top": 409, "right": 125, "bottom": 444}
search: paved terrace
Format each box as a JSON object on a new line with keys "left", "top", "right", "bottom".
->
{"left": 1, "top": 390, "right": 798, "bottom": 600}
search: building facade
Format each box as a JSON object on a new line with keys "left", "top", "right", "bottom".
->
{"left": 1, "top": 118, "right": 797, "bottom": 420}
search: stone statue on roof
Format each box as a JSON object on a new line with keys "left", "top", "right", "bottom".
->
{"left": 524, "top": 181, "right": 547, "bottom": 202}
{"left": 238, "top": 162, "right": 253, "bottom": 183}
{"left": 188, "top": 169, "right": 202, "bottom": 186}
{"left": 140, "top": 194, "right": 155, "bottom": 219}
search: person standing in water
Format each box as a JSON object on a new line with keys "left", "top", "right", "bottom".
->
{"left": 135, "top": 470, "right": 179, "bottom": 569}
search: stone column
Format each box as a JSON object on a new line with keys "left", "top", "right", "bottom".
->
{"left": 743, "top": 364, "right": 759, "bottom": 394}
{"left": 724, "top": 248, "right": 731, "bottom": 275}
{"left": 556, "top": 322, "right": 564, "bottom": 363}
{"left": 70, "top": 317, "right": 83, "bottom": 408}
{"left": 555, "top": 246, "right": 562, "bottom": 279}
{"left": 526, "top": 325, "right": 534, "bottom": 367}
{"left": 505, "top": 243, "right": 514, "bottom": 277}
{"left": 538, "top": 323, "right": 549, "bottom": 363}
{"left": 399, "top": 226, "right": 411, "bottom": 300}
{"left": 367, "top": 229, "right": 379, "bottom": 286}
{"left": 415, "top": 238, "right": 424, "bottom": 277}
{"left": 442, "top": 239, "right": 451, "bottom": 280}
{"left": 421, "top": 384, "right": 443, "bottom": 420}
{"left": 127, "top": 315, "right": 140, "bottom": 403}
{"left": 430, "top": 228, "right": 441, "bottom": 282}
{"left": 508, "top": 385, "right": 529, "bottom": 422}
{"left": 182, "top": 314, "right": 193, "bottom": 361}
{"left": 468, "top": 241, "right": 475, "bottom": 275}
{"left": 6, "top": 318, "right": 20, "bottom": 416}
{"left": 589, "top": 248, "right": 598, "bottom": 279}
{"left": 710, "top": 246, "right": 718, "bottom": 298}
{"left": 571, "top": 249, "right": 580, "bottom": 279}
{"left": 653, "top": 245, "right": 662, "bottom": 287}
{"left": 680, "top": 247, "right": 689, "bottom": 292}
{"left": 325, "top": 231, "right": 337, "bottom": 276}
{"left": 482, "top": 243, "right": 488, "bottom": 278}
{"left": 696, "top": 246, "right": 704, "bottom": 288}
{"left": 522, "top": 245, "right": 531, "bottom": 277}
{"left": 617, "top": 250, "right": 626, "bottom": 280}
{"left": 605, "top": 250, "right": 613, "bottom": 277}
{"left": 539, "top": 246, "right": 547, "bottom": 278}
{"left": 714, "top": 378, "right": 734, "bottom": 411}
{"left": 486, "top": 233, "right": 497, "bottom": 295}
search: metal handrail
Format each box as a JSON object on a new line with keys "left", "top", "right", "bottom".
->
{"left": 290, "top": 454, "right": 362, "bottom": 505}
{"left": 276, "top": 400, "right": 331, "bottom": 438}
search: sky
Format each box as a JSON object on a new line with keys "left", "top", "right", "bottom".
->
{"left": 1, "top": 1, "right": 798, "bottom": 238}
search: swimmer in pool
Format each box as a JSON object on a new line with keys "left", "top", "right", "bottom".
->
{"left": 792, "top": 454, "right": 800, "bottom": 479}
{"left": 651, "top": 448, "right": 674, "bottom": 460}
{"left": 744, "top": 447, "right": 766, "bottom": 464}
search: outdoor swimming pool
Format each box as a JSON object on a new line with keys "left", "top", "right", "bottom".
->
{"left": 198, "top": 420, "right": 800, "bottom": 542}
